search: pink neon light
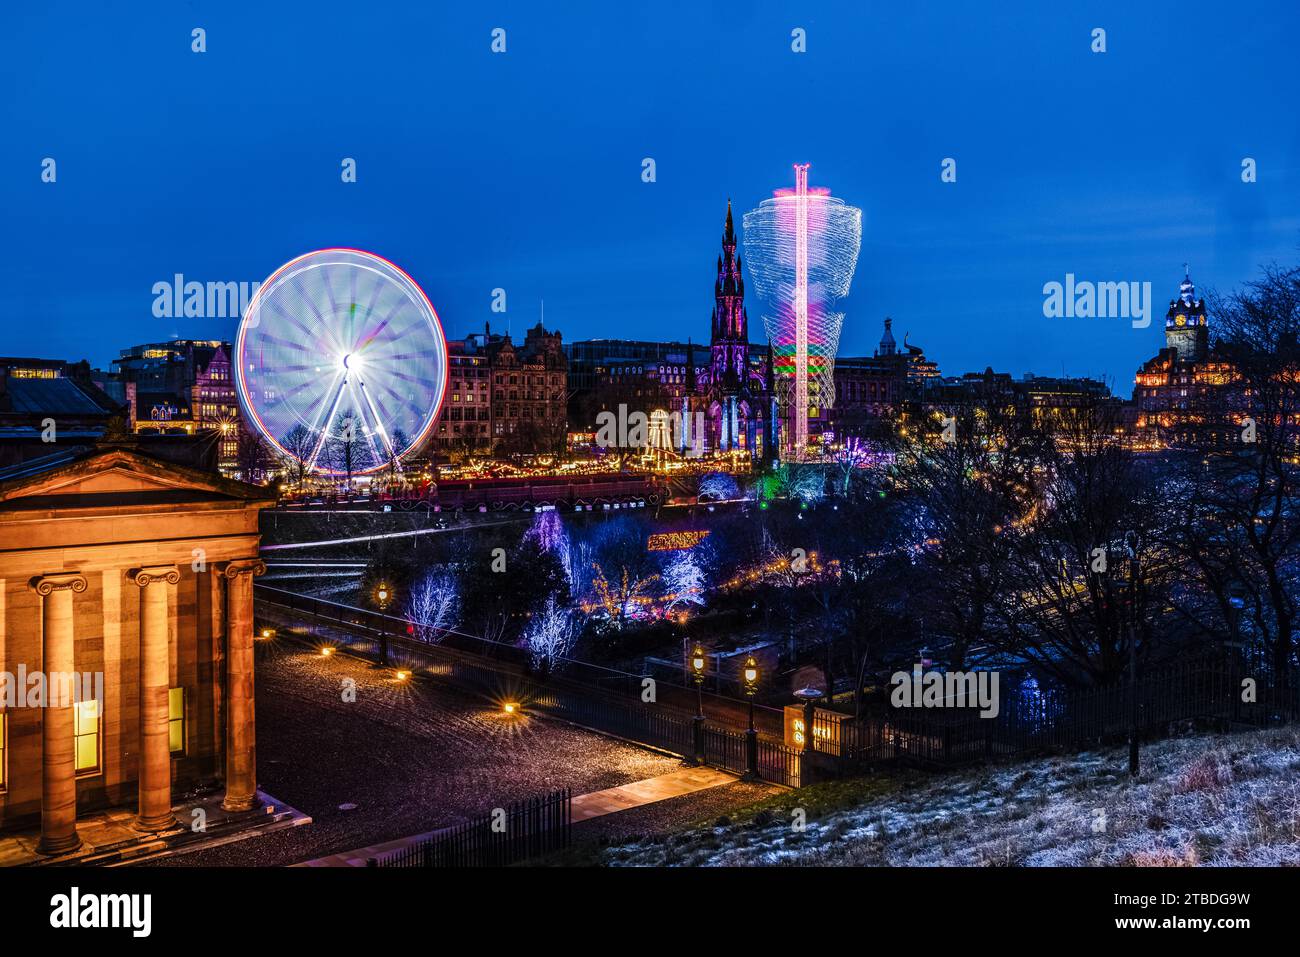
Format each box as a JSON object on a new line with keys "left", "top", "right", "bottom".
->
{"left": 793, "top": 164, "right": 810, "bottom": 460}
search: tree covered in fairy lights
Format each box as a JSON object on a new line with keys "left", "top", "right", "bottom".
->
{"left": 589, "top": 562, "right": 661, "bottom": 630}
{"left": 660, "top": 548, "right": 707, "bottom": 613}
{"left": 698, "top": 471, "right": 741, "bottom": 502}
{"left": 405, "top": 567, "right": 460, "bottom": 643}
{"left": 523, "top": 593, "right": 576, "bottom": 670}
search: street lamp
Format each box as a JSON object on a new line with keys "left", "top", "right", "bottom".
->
{"left": 1123, "top": 530, "right": 1141, "bottom": 778}
{"left": 687, "top": 646, "right": 707, "bottom": 766}
{"left": 741, "top": 655, "right": 760, "bottom": 781}
{"left": 372, "top": 581, "right": 395, "bottom": 666}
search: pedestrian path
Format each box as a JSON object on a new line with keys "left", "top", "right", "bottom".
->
{"left": 295, "top": 766, "right": 736, "bottom": 867}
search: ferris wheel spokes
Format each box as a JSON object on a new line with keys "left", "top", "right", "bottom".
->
{"left": 304, "top": 373, "right": 349, "bottom": 474}
{"left": 356, "top": 376, "right": 400, "bottom": 466}
{"left": 345, "top": 378, "right": 385, "bottom": 470}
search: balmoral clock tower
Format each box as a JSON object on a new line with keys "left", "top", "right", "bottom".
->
{"left": 1165, "top": 266, "right": 1208, "bottom": 362}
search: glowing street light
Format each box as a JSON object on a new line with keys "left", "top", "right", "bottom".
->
{"left": 372, "top": 581, "right": 395, "bottom": 665}
{"left": 741, "top": 655, "right": 760, "bottom": 781}
{"left": 688, "top": 646, "right": 707, "bottom": 766}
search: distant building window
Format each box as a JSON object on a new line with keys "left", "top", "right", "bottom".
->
{"left": 75, "top": 699, "right": 101, "bottom": 775}
{"left": 169, "top": 687, "right": 186, "bottom": 754}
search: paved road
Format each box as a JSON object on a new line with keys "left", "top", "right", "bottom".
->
{"left": 156, "top": 645, "right": 770, "bottom": 866}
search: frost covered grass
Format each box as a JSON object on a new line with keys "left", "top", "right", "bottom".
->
{"left": 602, "top": 727, "right": 1300, "bottom": 866}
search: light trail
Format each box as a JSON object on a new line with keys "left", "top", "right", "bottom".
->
{"left": 260, "top": 518, "right": 523, "bottom": 551}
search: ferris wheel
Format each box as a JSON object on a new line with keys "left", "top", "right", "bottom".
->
{"left": 234, "top": 248, "right": 448, "bottom": 477}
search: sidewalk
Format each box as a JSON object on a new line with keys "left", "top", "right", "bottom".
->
{"left": 0, "top": 790, "right": 311, "bottom": 867}
{"left": 296, "top": 766, "right": 736, "bottom": 867}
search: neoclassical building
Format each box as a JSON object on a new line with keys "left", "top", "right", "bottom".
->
{"left": 0, "top": 445, "right": 273, "bottom": 853}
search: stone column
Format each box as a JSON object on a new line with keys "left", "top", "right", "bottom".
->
{"left": 221, "top": 559, "right": 265, "bottom": 812}
{"left": 30, "top": 572, "right": 87, "bottom": 855}
{"left": 130, "top": 565, "right": 180, "bottom": 832}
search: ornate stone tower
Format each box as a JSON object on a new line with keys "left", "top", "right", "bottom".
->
{"left": 710, "top": 200, "right": 749, "bottom": 388}
{"left": 1165, "top": 266, "right": 1208, "bottom": 362}
{"left": 691, "top": 200, "right": 774, "bottom": 461}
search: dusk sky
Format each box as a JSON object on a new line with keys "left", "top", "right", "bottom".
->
{"left": 4, "top": 0, "right": 1298, "bottom": 390}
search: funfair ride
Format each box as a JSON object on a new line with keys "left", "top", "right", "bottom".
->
{"left": 743, "top": 166, "right": 861, "bottom": 460}
{"left": 233, "top": 248, "right": 449, "bottom": 479}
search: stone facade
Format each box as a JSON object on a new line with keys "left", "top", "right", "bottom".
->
{"left": 0, "top": 447, "right": 273, "bottom": 850}
{"left": 434, "top": 324, "right": 568, "bottom": 458}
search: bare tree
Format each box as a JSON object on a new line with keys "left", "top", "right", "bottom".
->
{"left": 524, "top": 593, "right": 575, "bottom": 671}
{"left": 405, "top": 568, "right": 460, "bottom": 643}
{"left": 995, "top": 402, "right": 1172, "bottom": 686}
{"left": 235, "top": 427, "right": 272, "bottom": 484}
{"left": 1186, "top": 264, "right": 1300, "bottom": 690}
{"left": 279, "top": 423, "right": 316, "bottom": 491}
{"left": 893, "top": 395, "right": 1043, "bottom": 670}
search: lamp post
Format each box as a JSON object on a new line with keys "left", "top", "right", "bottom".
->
{"left": 373, "top": 581, "right": 394, "bottom": 666}
{"left": 741, "top": 655, "right": 760, "bottom": 782}
{"left": 1123, "top": 530, "right": 1140, "bottom": 778}
{"left": 689, "top": 646, "right": 706, "bottom": 766}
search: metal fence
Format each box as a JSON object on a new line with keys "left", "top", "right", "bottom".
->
{"left": 256, "top": 585, "right": 1294, "bottom": 784}
{"left": 825, "top": 653, "right": 1300, "bottom": 769}
{"left": 370, "top": 789, "right": 571, "bottom": 867}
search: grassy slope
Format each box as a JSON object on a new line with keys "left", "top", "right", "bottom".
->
{"left": 601, "top": 726, "right": 1300, "bottom": 866}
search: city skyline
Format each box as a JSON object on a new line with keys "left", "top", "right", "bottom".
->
{"left": 5, "top": 1, "right": 1299, "bottom": 389}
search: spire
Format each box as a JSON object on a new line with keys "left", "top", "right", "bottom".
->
{"left": 1179, "top": 264, "right": 1195, "bottom": 306}
{"left": 724, "top": 198, "right": 735, "bottom": 245}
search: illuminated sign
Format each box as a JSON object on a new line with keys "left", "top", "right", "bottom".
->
{"left": 647, "top": 530, "right": 710, "bottom": 552}
{"left": 783, "top": 704, "right": 848, "bottom": 755}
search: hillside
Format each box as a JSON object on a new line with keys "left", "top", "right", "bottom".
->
{"left": 601, "top": 727, "right": 1300, "bottom": 866}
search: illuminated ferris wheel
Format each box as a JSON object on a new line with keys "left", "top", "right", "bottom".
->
{"left": 234, "top": 248, "right": 448, "bottom": 477}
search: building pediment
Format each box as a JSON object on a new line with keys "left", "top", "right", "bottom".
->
{"left": 0, "top": 446, "right": 275, "bottom": 511}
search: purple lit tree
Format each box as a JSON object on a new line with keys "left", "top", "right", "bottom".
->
{"left": 406, "top": 568, "right": 459, "bottom": 643}
{"left": 523, "top": 594, "right": 575, "bottom": 670}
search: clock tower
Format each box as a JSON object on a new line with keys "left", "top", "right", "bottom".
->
{"left": 1164, "top": 266, "right": 1208, "bottom": 362}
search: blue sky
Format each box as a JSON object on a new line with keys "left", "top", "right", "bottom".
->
{"left": 3, "top": 0, "right": 1298, "bottom": 391}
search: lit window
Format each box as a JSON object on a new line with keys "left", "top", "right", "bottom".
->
{"left": 169, "top": 687, "right": 186, "bottom": 754}
{"left": 75, "top": 699, "right": 101, "bottom": 775}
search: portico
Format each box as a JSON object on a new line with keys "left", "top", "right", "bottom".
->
{"left": 0, "top": 447, "right": 275, "bottom": 851}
